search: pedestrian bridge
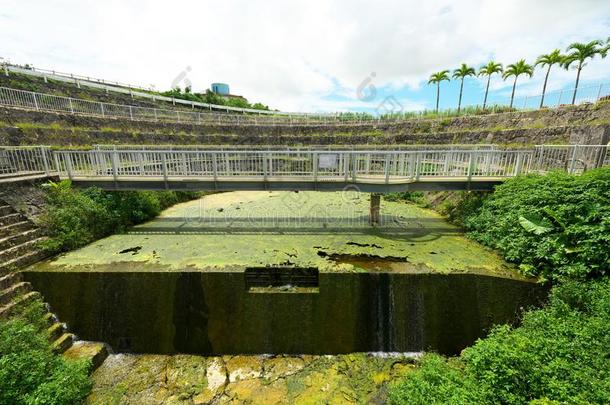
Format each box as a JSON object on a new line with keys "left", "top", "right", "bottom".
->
{"left": 1, "top": 144, "right": 608, "bottom": 192}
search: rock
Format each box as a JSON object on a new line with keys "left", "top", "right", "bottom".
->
{"left": 225, "top": 356, "right": 263, "bottom": 382}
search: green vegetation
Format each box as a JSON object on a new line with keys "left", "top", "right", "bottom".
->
{"left": 389, "top": 168, "right": 610, "bottom": 404}
{"left": 0, "top": 298, "right": 91, "bottom": 405}
{"left": 389, "top": 278, "right": 610, "bottom": 405}
{"left": 38, "top": 180, "right": 200, "bottom": 252}
{"left": 160, "top": 86, "right": 270, "bottom": 111}
{"left": 464, "top": 168, "right": 609, "bottom": 281}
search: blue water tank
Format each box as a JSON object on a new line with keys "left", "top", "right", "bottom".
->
{"left": 211, "top": 83, "right": 230, "bottom": 95}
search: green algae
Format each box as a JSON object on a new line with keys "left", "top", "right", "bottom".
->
{"left": 86, "top": 353, "right": 416, "bottom": 404}
{"left": 30, "top": 191, "right": 517, "bottom": 277}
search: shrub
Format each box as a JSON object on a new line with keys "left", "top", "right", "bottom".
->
{"left": 0, "top": 315, "right": 91, "bottom": 404}
{"left": 464, "top": 168, "right": 610, "bottom": 280}
{"left": 389, "top": 278, "right": 610, "bottom": 404}
{"left": 388, "top": 354, "right": 484, "bottom": 404}
{"left": 38, "top": 181, "right": 199, "bottom": 253}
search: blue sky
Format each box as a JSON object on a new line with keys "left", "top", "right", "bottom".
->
{"left": 1, "top": 0, "right": 609, "bottom": 114}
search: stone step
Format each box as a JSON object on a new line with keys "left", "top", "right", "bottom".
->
{"left": 42, "top": 312, "right": 57, "bottom": 328}
{"left": 0, "top": 221, "right": 35, "bottom": 239}
{"left": 0, "top": 237, "right": 46, "bottom": 263}
{"left": 48, "top": 322, "right": 66, "bottom": 342}
{"left": 0, "top": 228, "right": 44, "bottom": 252}
{"left": 0, "top": 271, "right": 22, "bottom": 290}
{"left": 0, "top": 249, "right": 49, "bottom": 275}
{"left": 63, "top": 341, "right": 110, "bottom": 373}
{"left": 0, "top": 291, "right": 40, "bottom": 319}
{"left": 0, "top": 205, "right": 14, "bottom": 217}
{"left": 52, "top": 333, "right": 75, "bottom": 354}
{"left": 0, "top": 213, "right": 25, "bottom": 227}
{"left": 0, "top": 281, "right": 32, "bottom": 306}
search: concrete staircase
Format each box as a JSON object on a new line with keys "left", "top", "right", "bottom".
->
{"left": 0, "top": 198, "right": 108, "bottom": 370}
{"left": 0, "top": 271, "right": 77, "bottom": 354}
{"left": 0, "top": 201, "right": 48, "bottom": 275}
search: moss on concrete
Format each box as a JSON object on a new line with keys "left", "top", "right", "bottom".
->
{"left": 86, "top": 353, "right": 417, "bottom": 404}
{"left": 31, "top": 191, "right": 517, "bottom": 277}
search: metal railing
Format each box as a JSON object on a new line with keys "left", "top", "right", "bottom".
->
{"left": 4, "top": 83, "right": 608, "bottom": 129}
{"left": 5, "top": 63, "right": 609, "bottom": 118}
{"left": 3, "top": 64, "right": 308, "bottom": 116}
{"left": 0, "top": 146, "right": 52, "bottom": 177}
{"left": 92, "top": 144, "right": 501, "bottom": 151}
{"left": 0, "top": 144, "right": 605, "bottom": 184}
{"left": 0, "top": 86, "right": 345, "bottom": 126}
{"left": 51, "top": 144, "right": 608, "bottom": 184}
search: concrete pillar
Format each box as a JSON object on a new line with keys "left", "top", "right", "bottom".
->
{"left": 370, "top": 193, "right": 381, "bottom": 225}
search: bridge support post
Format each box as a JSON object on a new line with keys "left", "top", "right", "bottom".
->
{"left": 370, "top": 193, "right": 381, "bottom": 225}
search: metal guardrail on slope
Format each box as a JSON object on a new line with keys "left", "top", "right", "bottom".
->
{"left": 0, "top": 86, "right": 347, "bottom": 126}
{"left": 4, "top": 64, "right": 310, "bottom": 116}
{"left": 2, "top": 84, "right": 608, "bottom": 128}
{"left": 92, "top": 144, "right": 501, "bottom": 151}
{"left": 5, "top": 63, "right": 609, "bottom": 118}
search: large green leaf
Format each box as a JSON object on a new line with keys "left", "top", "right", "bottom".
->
{"left": 518, "top": 215, "right": 554, "bottom": 235}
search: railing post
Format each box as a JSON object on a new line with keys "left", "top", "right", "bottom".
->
{"left": 32, "top": 93, "right": 39, "bottom": 110}
{"left": 52, "top": 150, "right": 61, "bottom": 175}
{"left": 344, "top": 153, "right": 350, "bottom": 182}
{"left": 69, "top": 98, "right": 74, "bottom": 113}
{"left": 40, "top": 147, "right": 50, "bottom": 175}
{"left": 414, "top": 153, "right": 421, "bottom": 181}
{"left": 384, "top": 153, "right": 390, "bottom": 184}
{"left": 161, "top": 153, "right": 168, "bottom": 186}
{"left": 111, "top": 152, "right": 118, "bottom": 182}
{"left": 212, "top": 152, "right": 218, "bottom": 182}
{"left": 569, "top": 145, "right": 578, "bottom": 174}
{"left": 466, "top": 152, "right": 474, "bottom": 181}
{"left": 65, "top": 153, "right": 74, "bottom": 181}
{"left": 263, "top": 152, "right": 268, "bottom": 181}
{"left": 513, "top": 152, "right": 524, "bottom": 176}
{"left": 312, "top": 152, "right": 318, "bottom": 182}
{"left": 351, "top": 153, "right": 357, "bottom": 182}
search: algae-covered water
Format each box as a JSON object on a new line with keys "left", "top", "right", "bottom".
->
{"left": 86, "top": 352, "right": 417, "bottom": 405}
{"left": 32, "top": 191, "right": 519, "bottom": 277}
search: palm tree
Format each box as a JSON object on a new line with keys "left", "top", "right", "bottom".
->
{"left": 535, "top": 49, "right": 563, "bottom": 108}
{"left": 428, "top": 70, "right": 450, "bottom": 113}
{"left": 452, "top": 64, "right": 476, "bottom": 113}
{"left": 562, "top": 40, "right": 605, "bottom": 104}
{"left": 502, "top": 59, "right": 534, "bottom": 109}
{"left": 478, "top": 61, "right": 503, "bottom": 109}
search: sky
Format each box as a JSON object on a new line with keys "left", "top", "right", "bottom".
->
{"left": 1, "top": 0, "right": 609, "bottom": 114}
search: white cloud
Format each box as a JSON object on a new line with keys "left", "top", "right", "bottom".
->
{"left": 1, "top": 0, "right": 608, "bottom": 112}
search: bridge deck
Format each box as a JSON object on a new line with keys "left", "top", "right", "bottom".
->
{"left": 66, "top": 175, "right": 506, "bottom": 191}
